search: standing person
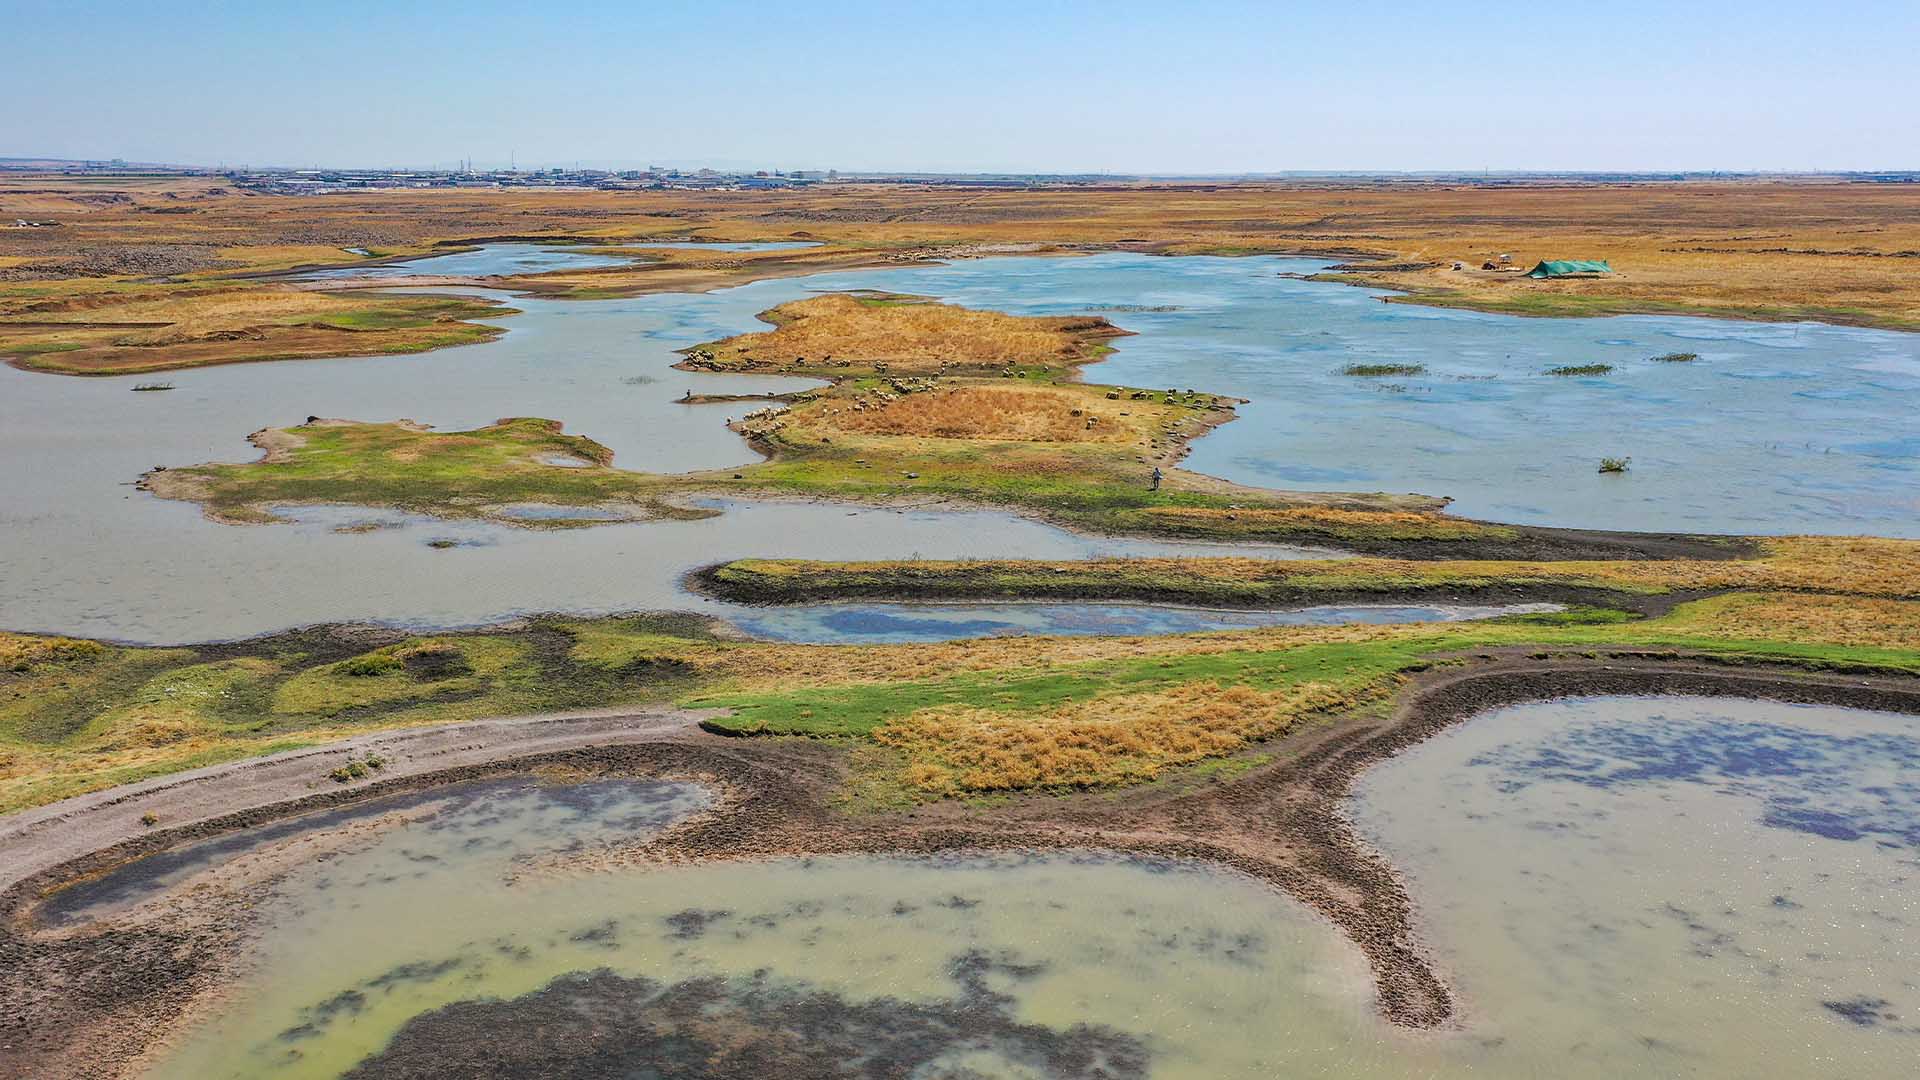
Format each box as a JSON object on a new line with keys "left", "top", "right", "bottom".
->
{"left": 1149, "top": 466, "right": 1163, "bottom": 491}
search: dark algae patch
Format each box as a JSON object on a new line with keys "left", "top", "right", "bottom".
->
{"left": 1340, "top": 363, "right": 1427, "bottom": 377}
{"left": 340, "top": 966, "right": 1148, "bottom": 1080}
{"left": 1468, "top": 710, "right": 1920, "bottom": 848}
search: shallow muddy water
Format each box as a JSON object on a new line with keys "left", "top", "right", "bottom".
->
{"left": 1352, "top": 695, "right": 1920, "bottom": 1077}
{"left": 113, "top": 695, "right": 1920, "bottom": 1076}
{"left": 723, "top": 600, "right": 1558, "bottom": 644}
{"left": 139, "top": 780, "right": 1378, "bottom": 1080}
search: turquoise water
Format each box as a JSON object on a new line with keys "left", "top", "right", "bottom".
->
{"left": 725, "top": 600, "right": 1558, "bottom": 644}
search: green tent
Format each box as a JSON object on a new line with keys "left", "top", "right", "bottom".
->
{"left": 1525, "top": 259, "right": 1612, "bottom": 279}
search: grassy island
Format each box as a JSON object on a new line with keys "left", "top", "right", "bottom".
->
{"left": 137, "top": 293, "right": 1731, "bottom": 557}
{"left": 1, "top": 289, "right": 511, "bottom": 375}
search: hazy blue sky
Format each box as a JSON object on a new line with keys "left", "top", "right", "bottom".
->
{"left": 6, "top": 0, "right": 1915, "bottom": 172}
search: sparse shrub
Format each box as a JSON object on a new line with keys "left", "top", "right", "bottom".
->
{"left": 338, "top": 653, "right": 403, "bottom": 678}
{"left": 1547, "top": 364, "right": 1614, "bottom": 377}
{"left": 1599, "top": 456, "right": 1631, "bottom": 473}
{"left": 398, "top": 642, "right": 471, "bottom": 680}
{"left": 140, "top": 812, "right": 160, "bottom": 827}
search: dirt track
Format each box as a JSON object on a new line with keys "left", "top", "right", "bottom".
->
{"left": 4, "top": 655, "right": 1919, "bottom": 1079}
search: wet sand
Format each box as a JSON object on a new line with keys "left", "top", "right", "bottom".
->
{"left": 5, "top": 655, "right": 1918, "bottom": 1078}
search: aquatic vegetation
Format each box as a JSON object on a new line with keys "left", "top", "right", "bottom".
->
{"left": 1651, "top": 351, "right": 1700, "bottom": 362}
{"left": 1545, "top": 363, "right": 1614, "bottom": 377}
{"left": 1598, "top": 456, "right": 1630, "bottom": 473}
{"left": 344, "top": 967, "right": 1148, "bottom": 1079}
{"left": 1340, "top": 363, "right": 1426, "bottom": 377}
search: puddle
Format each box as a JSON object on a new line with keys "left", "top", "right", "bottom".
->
{"left": 722, "top": 600, "right": 1561, "bottom": 644}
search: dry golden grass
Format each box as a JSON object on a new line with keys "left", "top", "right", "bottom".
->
{"left": 0, "top": 287, "right": 509, "bottom": 374}
{"left": 876, "top": 678, "right": 1370, "bottom": 792}
{"left": 9, "top": 178, "right": 1920, "bottom": 330}
{"left": 690, "top": 294, "right": 1119, "bottom": 375}
{"left": 0, "top": 631, "right": 105, "bottom": 672}
{"left": 822, "top": 385, "right": 1130, "bottom": 442}
{"left": 769, "top": 537, "right": 1920, "bottom": 602}
{"left": 1140, "top": 506, "right": 1513, "bottom": 540}
{"left": 696, "top": 622, "right": 1413, "bottom": 695}
{"left": 1658, "top": 592, "right": 1920, "bottom": 650}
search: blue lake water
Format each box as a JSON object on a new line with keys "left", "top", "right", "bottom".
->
{"left": 308, "top": 240, "right": 820, "bottom": 278}
{"left": 2, "top": 246, "right": 1916, "bottom": 642}
{"left": 725, "top": 600, "right": 1558, "bottom": 644}
{"left": 619, "top": 240, "right": 821, "bottom": 251}
{"left": 308, "top": 243, "right": 639, "bottom": 278}
{"left": 794, "top": 253, "right": 1920, "bottom": 536}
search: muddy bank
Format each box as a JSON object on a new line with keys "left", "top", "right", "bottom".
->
{"left": 5, "top": 656, "right": 1918, "bottom": 1078}
{"left": 685, "top": 563, "right": 1710, "bottom": 617}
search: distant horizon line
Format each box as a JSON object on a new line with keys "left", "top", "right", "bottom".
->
{"left": 4, "top": 157, "right": 1918, "bottom": 181}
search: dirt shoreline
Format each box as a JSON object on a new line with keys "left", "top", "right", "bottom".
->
{"left": 5, "top": 654, "right": 1918, "bottom": 1077}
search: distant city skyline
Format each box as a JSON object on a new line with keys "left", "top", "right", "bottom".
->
{"left": 6, "top": 0, "right": 1917, "bottom": 173}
